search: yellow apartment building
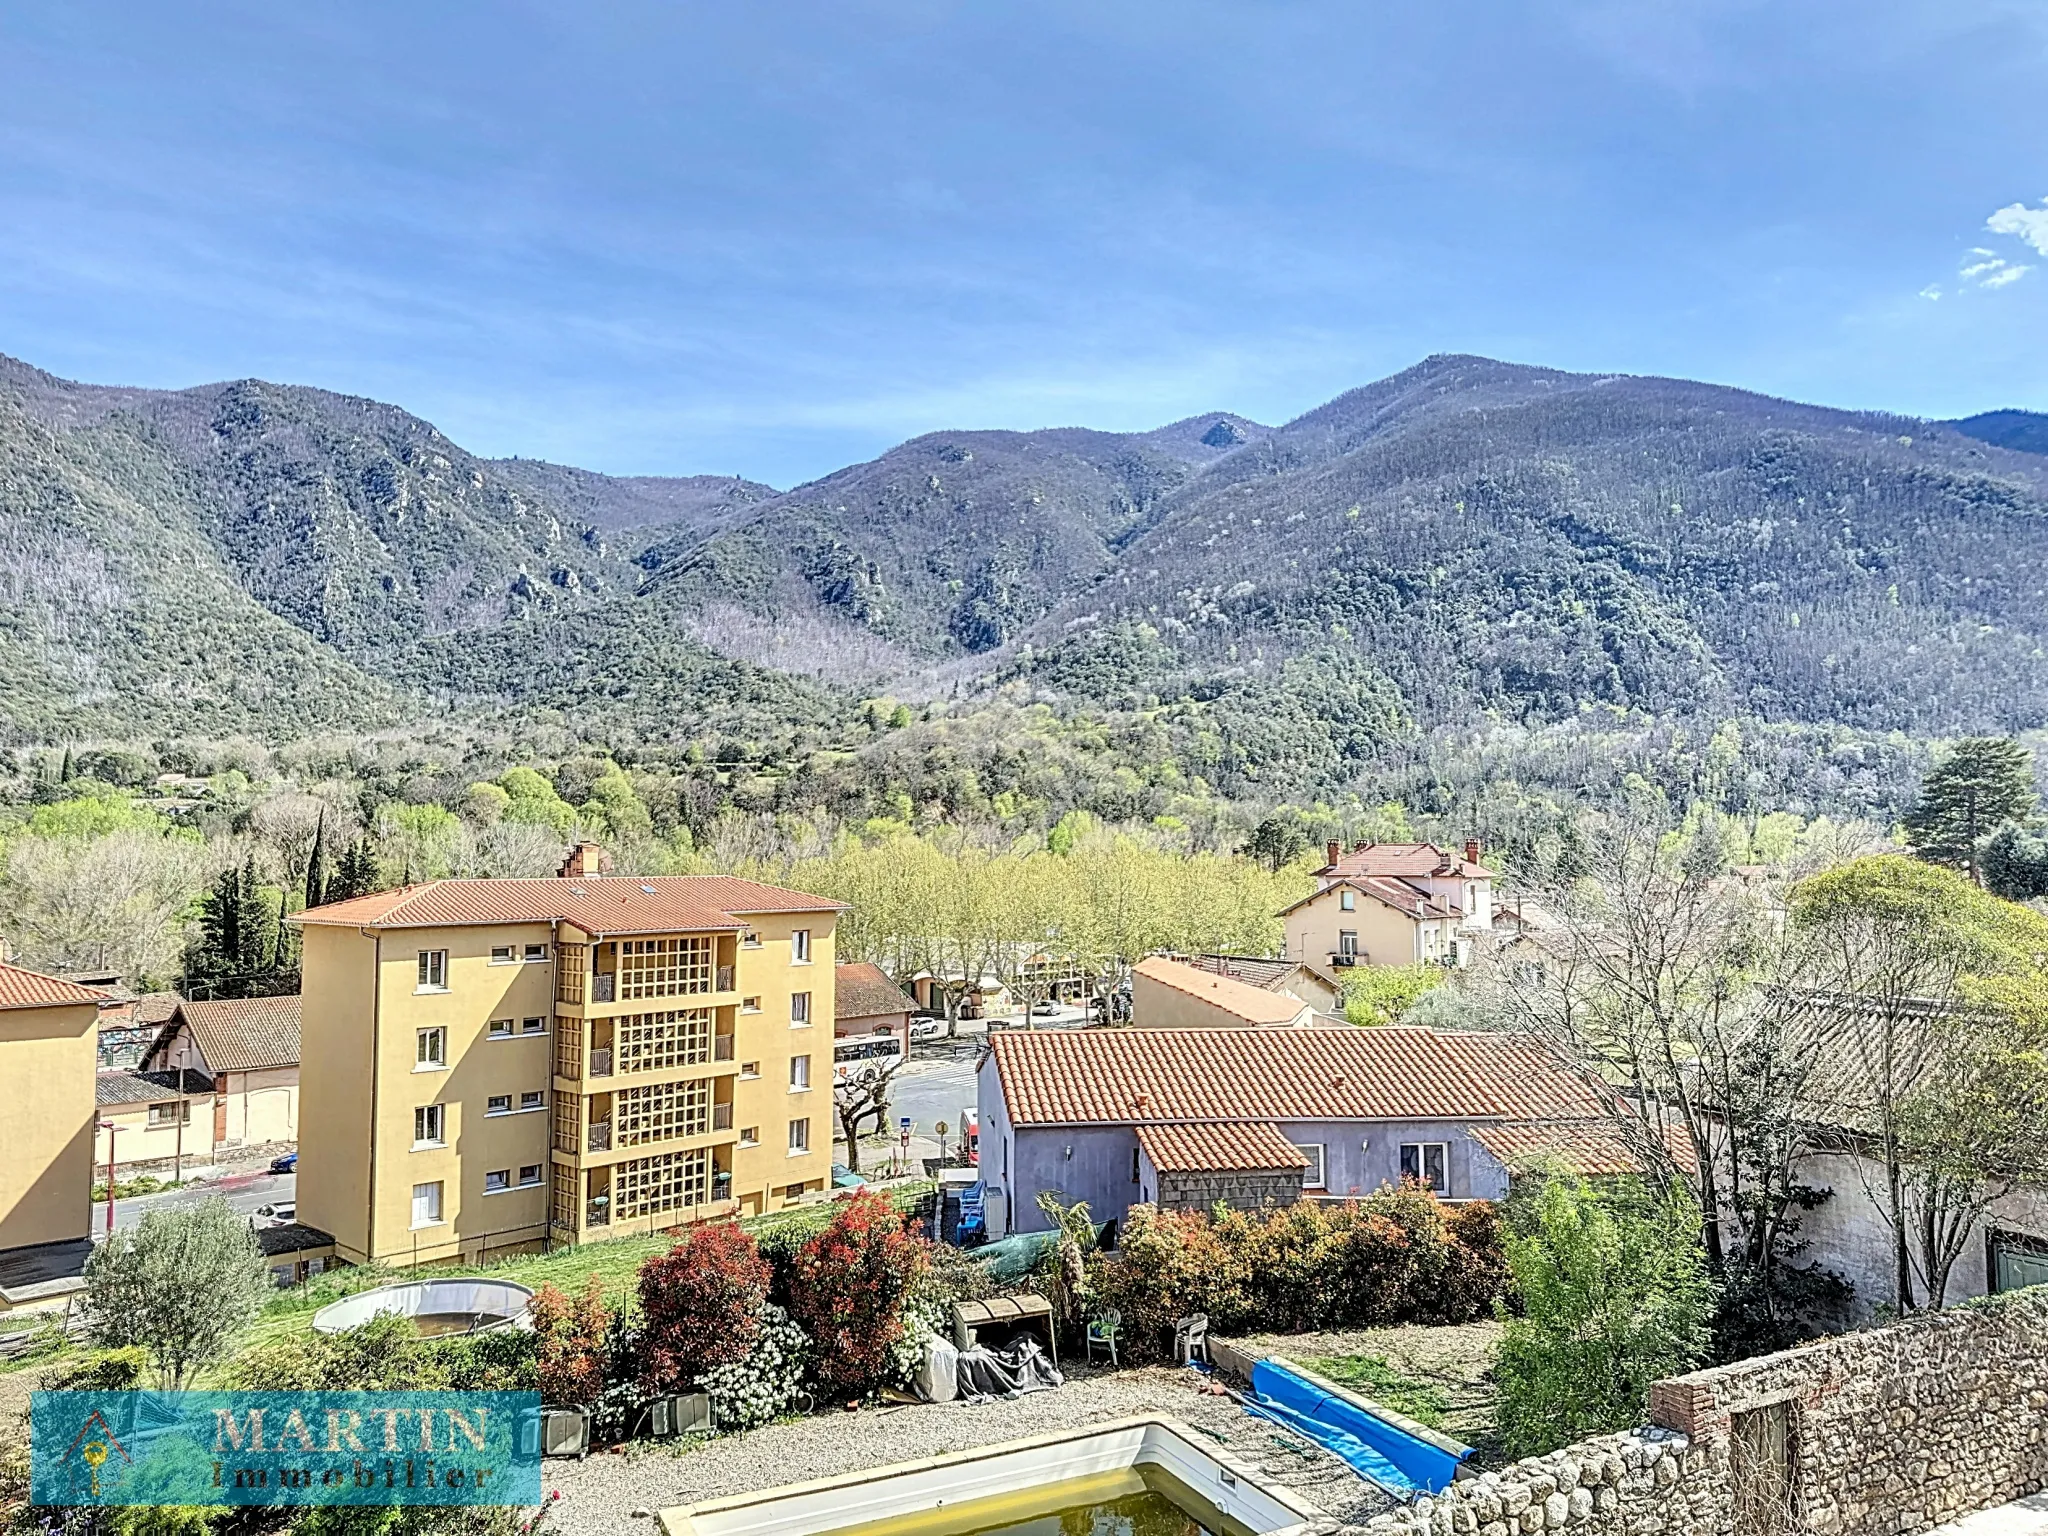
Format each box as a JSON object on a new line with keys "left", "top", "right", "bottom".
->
{"left": 0, "top": 963, "right": 104, "bottom": 1308}
{"left": 290, "top": 848, "right": 841, "bottom": 1268}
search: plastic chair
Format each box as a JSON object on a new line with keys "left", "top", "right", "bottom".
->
{"left": 1173, "top": 1313, "right": 1209, "bottom": 1366}
{"left": 1085, "top": 1309, "right": 1122, "bottom": 1368}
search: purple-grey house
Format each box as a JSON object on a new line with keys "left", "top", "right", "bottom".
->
{"left": 976, "top": 1025, "right": 1640, "bottom": 1237}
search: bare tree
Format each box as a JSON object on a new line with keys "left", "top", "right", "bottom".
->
{"left": 834, "top": 1058, "right": 903, "bottom": 1174}
{"left": 2, "top": 829, "right": 209, "bottom": 985}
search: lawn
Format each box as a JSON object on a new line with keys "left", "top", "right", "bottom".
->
{"left": 1297, "top": 1351, "right": 1452, "bottom": 1428}
{"left": 242, "top": 1181, "right": 934, "bottom": 1351}
{"left": 1250, "top": 1319, "right": 1503, "bottom": 1459}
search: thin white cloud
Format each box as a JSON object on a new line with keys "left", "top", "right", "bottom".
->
{"left": 1981, "top": 264, "right": 2032, "bottom": 289}
{"left": 1918, "top": 284, "right": 1942, "bottom": 300}
{"left": 1987, "top": 199, "right": 2048, "bottom": 257}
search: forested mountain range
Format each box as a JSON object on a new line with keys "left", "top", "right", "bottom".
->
{"left": 4, "top": 347, "right": 2045, "bottom": 774}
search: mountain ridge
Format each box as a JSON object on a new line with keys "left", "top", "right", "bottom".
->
{"left": 4, "top": 347, "right": 2046, "bottom": 754}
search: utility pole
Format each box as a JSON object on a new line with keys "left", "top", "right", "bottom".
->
{"left": 96, "top": 1121, "right": 119, "bottom": 1235}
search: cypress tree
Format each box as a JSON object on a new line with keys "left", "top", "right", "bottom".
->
{"left": 305, "top": 811, "right": 328, "bottom": 910}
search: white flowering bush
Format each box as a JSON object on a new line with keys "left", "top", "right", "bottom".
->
{"left": 701, "top": 1303, "right": 807, "bottom": 1430}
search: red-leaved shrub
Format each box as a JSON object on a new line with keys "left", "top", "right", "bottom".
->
{"left": 530, "top": 1276, "right": 611, "bottom": 1405}
{"left": 785, "top": 1191, "right": 930, "bottom": 1401}
{"left": 637, "top": 1220, "right": 770, "bottom": 1394}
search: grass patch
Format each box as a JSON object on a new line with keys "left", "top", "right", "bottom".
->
{"left": 91, "top": 1175, "right": 184, "bottom": 1201}
{"left": 245, "top": 1182, "right": 935, "bottom": 1349}
{"left": 1299, "top": 1352, "right": 1452, "bottom": 1429}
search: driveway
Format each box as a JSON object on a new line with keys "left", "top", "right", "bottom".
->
{"left": 97, "top": 1170, "right": 295, "bottom": 1231}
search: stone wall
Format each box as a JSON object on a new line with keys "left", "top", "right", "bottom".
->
{"left": 1338, "top": 1288, "right": 2048, "bottom": 1536}
{"left": 1157, "top": 1166, "right": 1303, "bottom": 1213}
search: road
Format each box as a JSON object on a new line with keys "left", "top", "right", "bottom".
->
{"left": 99, "top": 1170, "right": 295, "bottom": 1231}
{"left": 867, "top": 1005, "right": 1093, "bottom": 1156}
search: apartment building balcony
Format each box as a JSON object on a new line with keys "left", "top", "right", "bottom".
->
{"left": 554, "top": 1009, "right": 739, "bottom": 1089}
{"left": 551, "top": 1078, "right": 738, "bottom": 1168}
{"left": 554, "top": 934, "right": 743, "bottom": 1017}
{"left": 551, "top": 1145, "right": 736, "bottom": 1244}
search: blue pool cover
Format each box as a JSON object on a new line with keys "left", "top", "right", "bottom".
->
{"left": 1243, "top": 1360, "right": 1469, "bottom": 1497}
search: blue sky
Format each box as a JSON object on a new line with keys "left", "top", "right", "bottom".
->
{"left": 2, "top": 1, "right": 2045, "bottom": 487}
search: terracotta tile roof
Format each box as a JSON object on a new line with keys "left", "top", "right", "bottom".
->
{"left": 1137, "top": 1122, "right": 1310, "bottom": 1173}
{"left": 0, "top": 963, "right": 109, "bottom": 1012}
{"left": 96, "top": 1068, "right": 212, "bottom": 1105}
{"left": 1277, "top": 877, "right": 1461, "bottom": 921}
{"left": 292, "top": 874, "right": 843, "bottom": 935}
{"left": 834, "top": 961, "right": 915, "bottom": 1022}
{"left": 1132, "top": 956, "right": 1312, "bottom": 1027}
{"left": 1470, "top": 1121, "right": 1699, "bottom": 1177}
{"left": 170, "top": 995, "right": 301, "bottom": 1072}
{"left": 989, "top": 1026, "right": 1604, "bottom": 1127}
{"left": 1317, "top": 842, "right": 1494, "bottom": 881}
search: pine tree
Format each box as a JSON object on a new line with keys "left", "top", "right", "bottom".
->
{"left": 326, "top": 838, "right": 380, "bottom": 903}
{"left": 1904, "top": 737, "right": 2037, "bottom": 883}
{"left": 305, "top": 811, "right": 328, "bottom": 910}
{"left": 58, "top": 746, "right": 75, "bottom": 783}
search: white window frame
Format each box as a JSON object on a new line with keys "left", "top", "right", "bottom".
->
{"left": 486, "top": 1093, "right": 512, "bottom": 1116}
{"left": 483, "top": 1169, "right": 511, "bottom": 1194}
{"left": 523, "top": 942, "right": 548, "bottom": 962}
{"left": 792, "top": 929, "right": 812, "bottom": 964}
{"left": 521, "top": 1015, "right": 547, "bottom": 1035}
{"left": 415, "top": 1027, "right": 448, "bottom": 1071}
{"left": 517, "top": 1163, "right": 544, "bottom": 1187}
{"left": 791, "top": 992, "right": 812, "bottom": 1027}
{"left": 520, "top": 1089, "right": 546, "bottom": 1112}
{"left": 490, "top": 945, "right": 515, "bottom": 966}
{"left": 413, "top": 1104, "right": 445, "bottom": 1147}
{"left": 790, "top": 1055, "right": 811, "bottom": 1091}
{"left": 487, "top": 1018, "right": 515, "bottom": 1040}
{"left": 410, "top": 1180, "right": 444, "bottom": 1228}
{"left": 788, "top": 1118, "right": 810, "bottom": 1155}
{"left": 148, "top": 1101, "right": 192, "bottom": 1127}
{"left": 1293, "top": 1142, "right": 1327, "bottom": 1189}
{"left": 1399, "top": 1141, "right": 1450, "bottom": 1195}
{"left": 417, "top": 950, "right": 449, "bottom": 992}
{"left": 1338, "top": 930, "right": 1359, "bottom": 959}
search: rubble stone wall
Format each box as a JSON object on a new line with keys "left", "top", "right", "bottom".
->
{"left": 1340, "top": 1288, "right": 2048, "bottom": 1536}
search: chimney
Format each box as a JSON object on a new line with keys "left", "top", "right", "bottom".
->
{"left": 1325, "top": 841, "right": 1341, "bottom": 868}
{"left": 1353, "top": 840, "right": 1369, "bottom": 854}
{"left": 558, "top": 842, "right": 612, "bottom": 880}
{"left": 1464, "top": 839, "right": 1481, "bottom": 868}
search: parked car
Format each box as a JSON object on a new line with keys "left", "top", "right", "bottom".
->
{"left": 255, "top": 1202, "right": 296, "bottom": 1227}
{"left": 268, "top": 1152, "right": 298, "bottom": 1174}
{"left": 909, "top": 1017, "right": 948, "bottom": 1043}
{"left": 1029, "top": 999, "right": 1062, "bottom": 1016}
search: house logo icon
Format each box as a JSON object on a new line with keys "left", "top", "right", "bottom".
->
{"left": 63, "top": 1409, "right": 132, "bottom": 1501}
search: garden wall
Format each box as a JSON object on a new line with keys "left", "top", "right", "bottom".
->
{"left": 1337, "top": 1288, "right": 2048, "bottom": 1536}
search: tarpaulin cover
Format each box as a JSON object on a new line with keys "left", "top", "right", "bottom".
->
{"left": 1244, "top": 1360, "right": 1467, "bottom": 1496}
{"left": 954, "top": 1337, "right": 1063, "bottom": 1400}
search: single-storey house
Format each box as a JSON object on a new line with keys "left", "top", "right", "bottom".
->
{"left": 1154, "top": 953, "right": 1344, "bottom": 1017}
{"left": 144, "top": 994, "right": 301, "bottom": 1149}
{"left": 1129, "top": 955, "right": 1325, "bottom": 1029}
{"left": 834, "top": 962, "right": 917, "bottom": 1057}
{"left": 976, "top": 1024, "right": 1632, "bottom": 1236}
{"left": 93, "top": 1068, "right": 216, "bottom": 1171}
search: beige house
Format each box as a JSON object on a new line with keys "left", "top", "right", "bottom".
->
{"left": 1161, "top": 953, "right": 1343, "bottom": 1015}
{"left": 0, "top": 964, "right": 105, "bottom": 1308}
{"left": 290, "top": 845, "right": 842, "bottom": 1268}
{"left": 1281, "top": 840, "right": 1495, "bottom": 973}
{"left": 835, "top": 961, "right": 915, "bottom": 1056}
{"left": 93, "top": 1069, "right": 215, "bottom": 1172}
{"left": 1130, "top": 956, "right": 1321, "bottom": 1029}
{"left": 146, "top": 994, "right": 301, "bottom": 1150}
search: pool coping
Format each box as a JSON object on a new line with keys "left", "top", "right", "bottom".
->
{"left": 657, "top": 1413, "right": 1327, "bottom": 1536}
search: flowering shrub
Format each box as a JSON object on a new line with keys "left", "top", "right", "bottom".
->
{"left": 700, "top": 1302, "right": 807, "bottom": 1429}
{"left": 530, "top": 1277, "right": 611, "bottom": 1405}
{"left": 638, "top": 1221, "right": 771, "bottom": 1394}
{"left": 1092, "top": 1187, "right": 1507, "bottom": 1360}
{"left": 786, "top": 1190, "right": 931, "bottom": 1401}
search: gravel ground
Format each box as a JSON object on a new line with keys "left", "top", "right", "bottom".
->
{"left": 542, "top": 1361, "right": 1395, "bottom": 1535}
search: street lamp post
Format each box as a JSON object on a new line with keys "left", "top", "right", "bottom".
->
{"left": 96, "top": 1121, "right": 119, "bottom": 1235}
